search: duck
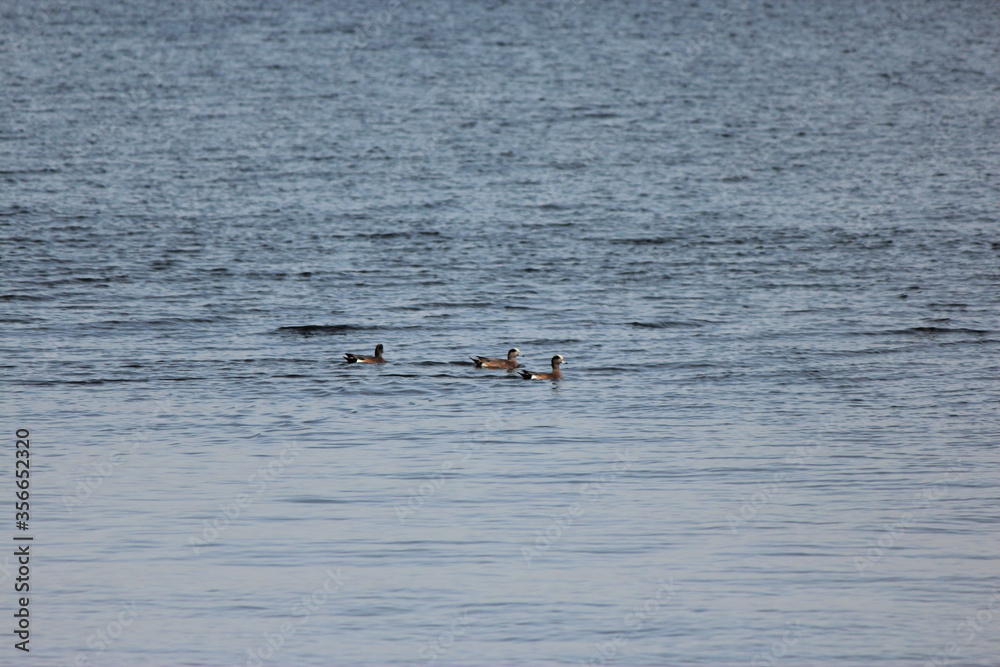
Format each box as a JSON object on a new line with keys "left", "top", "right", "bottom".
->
{"left": 344, "top": 343, "right": 385, "bottom": 364}
{"left": 470, "top": 348, "right": 522, "bottom": 369}
{"left": 519, "top": 355, "right": 564, "bottom": 380}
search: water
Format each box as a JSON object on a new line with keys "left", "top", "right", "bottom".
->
{"left": 2, "top": 0, "right": 999, "bottom": 664}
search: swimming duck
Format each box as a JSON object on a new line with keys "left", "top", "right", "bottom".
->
{"left": 470, "top": 348, "right": 521, "bottom": 369}
{"left": 344, "top": 343, "right": 385, "bottom": 364}
{"left": 519, "top": 355, "right": 564, "bottom": 380}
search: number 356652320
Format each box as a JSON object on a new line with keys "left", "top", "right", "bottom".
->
{"left": 16, "top": 429, "right": 30, "bottom": 523}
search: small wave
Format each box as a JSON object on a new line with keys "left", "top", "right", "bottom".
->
{"left": 629, "top": 320, "right": 703, "bottom": 329}
{"left": 874, "top": 326, "right": 992, "bottom": 336}
{"left": 72, "top": 317, "right": 223, "bottom": 331}
{"left": 50, "top": 224, "right": 93, "bottom": 232}
{"left": 286, "top": 497, "right": 347, "bottom": 504}
{"left": 609, "top": 237, "right": 679, "bottom": 245}
{"left": 73, "top": 275, "right": 130, "bottom": 283}
{"left": 276, "top": 324, "right": 367, "bottom": 336}
{"left": 938, "top": 338, "right": 1000, "bottom": 348}
{"left": 350, "top": 230, "right": 443, "bottom": 240}
{"left": 421, "top": 301, "right": 492, "bottom": 308}
{"left": 0, "top": 168, "right": 59, "bottom": 176}
{"left": 0, "top": 293, "right": 48, "bottom": 302}
{"left": 50, "top": 378, "right": 153, "bottom": 386}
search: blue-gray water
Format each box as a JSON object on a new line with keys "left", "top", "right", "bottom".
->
{"left": 2, "top": 0, "right": 999, "bottom": 665}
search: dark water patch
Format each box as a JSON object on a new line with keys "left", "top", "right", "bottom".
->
{"left": 609, "top": 237, "right": 681, "bottom": 245}
{"left": 36, "top": 277, "right": 112, "bottom": 288}
{"left": 55, "top": 378, "right": 153, "bottom": 386}
{"left": 421, "top": 301, "right": 493, "bottom": 309}
{"left": 73, "top": 275, "right": 130, "bottom": 283}
{"left": 70, "top": 317, "right": 226, "bottom": 331}
{"left": 0, "top": 293, "right": 49, "bottom": 302}
{"left": 0, "top": 168, "right": 59, "bottom": 175}
{"left": 275, "top": 324, "right": 368, "bottom": 336}
{"left": 286, "top": 496, "right": 348, "bottom": 504}
{"left": 0, "top": 205, "right": 33, "bottom": 216}
{"left": 881, "top": 327, "right": 992, "bottom": 336}
{"left": 395, "top": 305, "right": 444, "bottom": 312}
{"left": 50, "top": 224, "right": 93, "bottom": 232}
{"left": 348, "top": 231, "right": 439, "bottom": 240}
{"left": 840, "top": 346, "right": 917, "bottom": 356}
{"left": 246, "top": 271, "right": 294, "bottom": 280}
{"left": 628, "top": 320, "right": 704, "bottom": 329}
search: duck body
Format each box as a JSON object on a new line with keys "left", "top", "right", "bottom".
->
{"left": 519, "top": 354, "right": 564, "bottom": 380}
{"left": 470, "top": 348, "right": 521, "bottom": 369}
{"left": 344, "top": 343, "right": 385, "bottom": 363}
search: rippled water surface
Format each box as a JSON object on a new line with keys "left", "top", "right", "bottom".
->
{"left": 2, "top": 0, "right": 999, "bottom": 665}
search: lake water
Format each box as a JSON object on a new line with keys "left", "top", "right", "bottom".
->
{"left": 2, "top": 0, "right": 999, "bottom": 665}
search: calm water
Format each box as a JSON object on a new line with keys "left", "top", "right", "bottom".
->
{"left": 2, "top": 0, "right": 999, "bottom": 664}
